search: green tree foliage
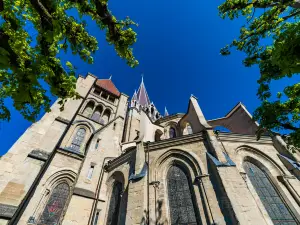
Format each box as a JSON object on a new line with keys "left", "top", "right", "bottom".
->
{"left": 219, "top": 0, "right": 300, "bottom": 147}
{"left": 0, "top": 0, "right": 138, "bottom": 122}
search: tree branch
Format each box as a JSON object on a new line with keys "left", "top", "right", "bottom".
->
{"left": 280, "top": 123, "right": 299, "bottom": 131}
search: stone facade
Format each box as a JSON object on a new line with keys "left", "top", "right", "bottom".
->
{"left": 0, "top": 73, "right": 299, "bottom": 225}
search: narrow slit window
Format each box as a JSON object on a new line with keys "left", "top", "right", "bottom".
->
{"left": 95, "top": 139, "right": 100, "bottom": 150}
{"left": 87, "top": 165, "right": 94, "bottom": 179}
{"left": 243, "top": 161, "right": 297, "bottom": 224}
{"left": 93, "top": 210, "right": 101, "bottom": 225}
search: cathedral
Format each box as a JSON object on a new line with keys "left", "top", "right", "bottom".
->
{"left": 0, "top": 73, "right": 299, "bottom": 225}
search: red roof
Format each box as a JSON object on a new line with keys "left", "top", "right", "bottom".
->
{"left": 96, "top": 79, "right": 120, "bottom": 97}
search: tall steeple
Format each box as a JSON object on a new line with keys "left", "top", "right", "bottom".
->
{"left": 130, "top": 76, "right": 162, "bottom": 121}
{"left": 136, "top": 76, "right": 151, "bottom": 107}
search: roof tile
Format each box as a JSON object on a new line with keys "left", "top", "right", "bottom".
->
{"left": 96, "top": 79, "right": 120, "bottom": 97}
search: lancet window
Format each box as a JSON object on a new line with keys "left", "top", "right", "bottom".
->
{"left": 167, "top": 165, "right": 198, "bottom": 225}
{"left": 37, "top": 182, "right": 70, "bottom": 225}
{"left": 243, "top": 161, "right": 296, "bottom": 224}
{"left": 106, "top": 182, "right": 122, "bottom": 225}
{"left": 70, "top": 128, "right": 86, "bottom": 152}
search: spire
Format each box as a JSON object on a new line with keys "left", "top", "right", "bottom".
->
{"left": 132, "top": 90, "right": 137, "bottom": 101}
{"left": 164, "top": 107, "right": 169, "bottom": 117}
{"left": 136, "top": 75, "right": 151, "bottom": 107}
{"left": 109, "top": 74, "right": 112, "bottom": 80}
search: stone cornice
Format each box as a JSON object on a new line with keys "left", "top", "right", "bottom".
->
{"left": 155, "top": 113, "right": 185, "bottom": 124}
{"left": 73, "top": 187, "right": 96, "bottom": 200}
{"left": 28, "top": 149, "right": 49, "bottom": 162}
{"left": 146, "top": 132, "right": 204, "bottom": 151}
{"left": 217, "top": 132, "right": 273, "bottom": 145}
{"left": 57, "top": 148, "right": 85, "bottom": 160}
{"left": 0, "top": 203, "right": 17, "bottom": 219}
{"left": 55, "top": 116, "right": 70, "bottom": 125}
{"left": 105, "top": 150, "right": 135, "bottom": 172}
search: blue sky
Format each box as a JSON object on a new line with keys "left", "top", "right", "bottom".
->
{"left": 0, "top": 0, "right": 296, "bottom": 154}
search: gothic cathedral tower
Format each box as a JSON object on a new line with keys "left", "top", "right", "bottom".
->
{"left": 0, "top": 73, "right": 299, "bottom": 225}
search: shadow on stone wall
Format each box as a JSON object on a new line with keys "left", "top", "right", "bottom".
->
{"left": 140, "top": 199, "right": 168, "bottom": 225}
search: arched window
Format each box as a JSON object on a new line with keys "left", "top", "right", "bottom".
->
{"left": 169, "top": 127, "right": 176, "bottom": 139}
{"left": 70, "top": 128, "right": 86, "bottom": 152}
{"left": 102, "top": 109, "right": 111, "bottom": 125}
{"left": 37, "top": 182, "right": 70, "bottom": 225}
{"left": 187, "top": 123, "right": 193, "bottom": 135}
{"left": 83, "top": 101, "right": 95, "bottom": 117}
{"left": 91, "top": 105, "right": 103, "bottom": 122}
{"left": 155, "top": 130, "right": 163, "bottom": 142}
{"left": 167, "top": 165, "right": 198, "bottom": 225}
{"left": 106, "top": 182, "right": 122, "bottom": 225}
{"left": 243, "top": 161, "right": 296, "bottom": 224}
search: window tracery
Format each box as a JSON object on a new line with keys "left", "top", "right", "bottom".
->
{"left": 70, "top": 128, "right": 86, "bottom": 152}
{"left": 37, "top": 182, "right": 70, "bottom": 225}
{"left": 243, "top": 161, "right": 297, "bottom": 224}
{"left": 167, "top": 165, "right": 198, "bottom": 225}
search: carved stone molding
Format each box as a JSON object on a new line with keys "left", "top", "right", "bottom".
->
{"left": 28, "top": 149, "right": 49, "bottom": 162}
{"left": 55, "top": 116, "right": 70, "bottom": 125}
{"left": 195, "top": 174, "right": 210, "bottom": 183}
{"left": 149, "top": 181, "right": 160, "bottom": 189}
{"left": 73, "top": 187, "right": 96, "bottom": 199}
{"left": 0, "top": 203, "right": 18, "bottom": 219}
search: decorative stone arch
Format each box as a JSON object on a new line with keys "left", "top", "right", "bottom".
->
{"left": 235, "top": 145, "right": 300, "bottom": 224}
{"left": 151, "top": 149, "right": 204, "bottom": 181}
{"left": 164, "top": 121, "right": 179, "bottom": 139}
{"left": 33, "top": 169, "right": 77, "bottom": 224}
{"left": 181, "top": 120, "right": 194, "bottom": 136}
{"left": 102, "top": 108, "right": 112, "bottom": 125}
{"left": 81, "top": 99, "right": 96, "bottom": 114}
{"left": 235, "top": 145, "right": 287, "bottom": 176}
{"left": 106, "top": 170, "right": 126, "bottom": 193}
{"left": 82, "top": 100, "right": 96, "bottom": 117}
{"left": 72, "top": 120, "right": 96, "bottom": 133}
{"left": 91, "top": 104, "right": 104, "bottom": 122}
{"left": 154, "top": 129, "right": 164, "bottom": 142}
{"left": 151, "top": 149, "right": 208, "bottom": 225}
{"left": 104, "top": 170, "right": 128, "bottom": 225}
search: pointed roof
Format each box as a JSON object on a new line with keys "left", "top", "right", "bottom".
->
{"left": 96, "top": 79, "right": 120, "bottom": 97}
{"left": 164, "top": 107, "right": 169, "bottom": 117}
{"left": 131, "top": 90, "right": 137, "bottom": 101}
{"left": 136, "top": 77, "right": 151, "bottom": 107}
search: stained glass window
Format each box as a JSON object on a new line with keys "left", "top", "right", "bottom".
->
{"left": 106, "top": 182, "right": 122, "bottom": 225}
{"left": 69, "top": 128, "right": 86, "bottom": 152}
{"left": 37, "top": 182, "right": 70, "bottom": 225}
{"left": 243, "top": 161, "right": 297, "bottom": 225}
{"left": 169, "top": 127, "right": 176, "bottom": 139}
{"left": 167, "top": 165, "right": 198, "bottom": 225}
